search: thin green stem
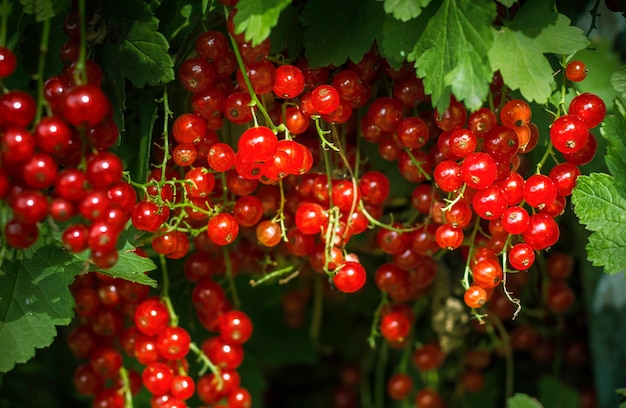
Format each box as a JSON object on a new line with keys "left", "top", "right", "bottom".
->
{"left": 224, "top": 6, "right": 274, "bottom": 128}
{"left": 160, "top": 86, "right": 173, "bottom": 182}
{"left": 272, "top": 180, "right": 288, "bottom": 242}
{"left": 314, "top": 117, "right": 339, "bottom": 151}
{"left": 75, "top": 0, "right": 88, "bottom": 85}
{"left": 359, "top": 201, "right": 417, "bottom": 233}
{"left": 159, "top": 254, "right": 179, "bottom": 327}
{"left": 34, "top": 18, "right": 51, "bottom": 123}
{"left": 373, "top": 340, "right": 388, "bottom": 408}
{"left": 461, "top": 217, "right": 482, "bottom": 290}
{"left": 404, "top": 148, "right": 432, "bottom": 181}
{"left": 189, "top": 342, "right": 223, "bottom": 384}
{"left": 118, "top": 366, "right": 134, "bottom": 408}
{"left": 367, "top": 293, "right": 388, "bottom": 348}
{"left": 441, "top": 184, "right": 467, "bottom": 212}
{"left": 500, "top": 236, "right": 522, "bottom": 319}
{"left": 249, "top": 264, "right": 299, "bottom": 286}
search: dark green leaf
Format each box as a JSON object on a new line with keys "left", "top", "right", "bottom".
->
{"left": 301, "top": 0, "right": 384, "bottom": 68}
{"left": 159, "top": 0, "right": 210, "bottom": 55}
{"left": 102, "top": 0, "right": 174, "bottom": 87}
{"left": 383, "top": 0, "right": 431, "bottom": 22}
{"left": 600, "top": 105, "right": 626, "bottom": 193}
{"left": 489, "top": 0, "right": 589, "bottom": 104}
{"left": 101, "top": 65, "right": 126, "bottom": 136}
{"left": 572, "top": 173, "right": 626, "bottom": 274}
{"left": 19, "top": 0, "right": 70, "bottom": 22}
{"left": 64, "top": 226, "right": 157, "bottom": 286}
{"left": 379, "top": 12, "right": 427, "bottom": 69}
{"left": 538, "top": 375, "right": 580, "bottom": 408}
{"left": 0, "top": 244, "right": 77, "bottom": 372}
{"left": 506, "top": 393, "right": 544, "bottom": 408}
{"left": 408, "top": 0, "right": 496, "bottom": 112}
{"left": 116, "top": 88, "right": 159, "bottom": 184}
{"left": 233, "top": 0, "right": 292, "bottom": 47}
{"left": 269, "top": 5, "right": 304, "bottom": 58}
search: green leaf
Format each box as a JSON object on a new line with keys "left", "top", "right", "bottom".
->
{"left": 489, "top": 0, "right": 589, "bottom": 104}
{"left": 600, "top": 106, "right": 626, "bottom": 193}
{"left": 572, "top": 173, "right": 626, "bottom": 274}
{"left": 159, "top": 0, "right": 210, "bottom": 55}
{"left": 101, "top": 0, "right": 174, "bottom": 87}
{"left": 538, "top": 375, "right": 580, "bottom": 408}
{"left": 379, "top": 12, "right": 428, "bottom": 70}
{"left": 116, "top": 88, "right": 159, "bottom": 184}
{"left": 233, "top": 0, "right": 292, "bottom": 47}
{"left": 497, "top": 0, "right": 517, "bottom": 5}
{"left": 301, "top": 0, "right": 385, "bottom": 68}
{"left": 506, "top": 393, "right": 544, "bottom": 408}
{"left": 408, "top": 0, "right": 496, "bottom": 112}
{"left": 383, "top": 0, "right": 431, "bottom": 22}
{"left": 611, "top": 66, "right": 626, "bottom": 101}
{"left": 19, "top": 0, "right": 70, "bottom": 22}
{"left": 269, "top": 5, "right": 304, "bottom": 58}
{"left": 0, "top": 244, "right": 77, "bottom": 372}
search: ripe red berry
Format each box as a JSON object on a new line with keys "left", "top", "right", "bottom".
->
{"left": 311, "top": 84, "right": 340, "bottom": 114}
{"left": 61, "top": 84, "right": 110, "bottom": 127}
{"left": 0, "top": 47, "right": 17, "bottom": 77}
{"left": 134, "top": 298, "right": 170, "bottom": 336}
{"left": 207, "top": 213, "right": 239, "bottom": 245}
{"left": 333, "top": 261, "right": 367, "bottom": 293}
{"left": 219, "top": 310, "right": 253, "bottom": 344}
{"left": 565, "top": 60, "right": 587, "bottom": 82}
{"left": 273, "top": 64, "right": 305, "bottom": 99}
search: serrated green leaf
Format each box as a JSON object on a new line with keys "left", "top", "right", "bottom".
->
{"left": 538, "top": 375, "right": 580, "bottom": 408}
{"left": 233, "top": 0, "right": 291, "bottom": 47}
{"left": 101, "top": 0, "right": 174, "bottom": 87}
{"left": 572, "top": 173, "right": 626, "bottom": 274}
{"left": 383, "top": 0, "right": 431, "bottom": 22}
{"left": 379, "top": 11, "right": 429, "bottom": 70}
{"left": 489, "top": 0, "right": 589, "bottom": 104}
{"left": 506, "top": 393, "right": 544, "bottom": 408}
{"left": 19, "top": 0, "right": 70, "bottom": 22}
{"left": 489, "top": 28, "right": 553, "bottom": 103}
{"left": 611, "top": 66, "right": 626, "bottom": 99}
{"left": 301, "top": 0, "right": 384, "bottom": 68}
{"left": 0, "top": 245, "right": 77, "bottom": 372}
{"left": 600, "top": 107, "right": 626, "bottom": 193}
{"left": 408, "top": 0, "right": 496, "bottom": 112}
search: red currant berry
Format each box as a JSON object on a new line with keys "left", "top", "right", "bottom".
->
{"left": 333, "top": 261, "right": 367, "bottom": 293}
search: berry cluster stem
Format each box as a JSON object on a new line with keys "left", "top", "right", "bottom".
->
{"left": 189, "top": 341, "right": 223, "bottom": 387}
{"left": 118, "top": 366, "right": 134, "bottom": 408}
{"left": 225, "top": 6, "right": 274, "bottom": 129}
{"left": 159, "top": 254, "right": 179, "bottom": 327}
{"left": 75, "top": 0, "right": 88, "bottom": 85}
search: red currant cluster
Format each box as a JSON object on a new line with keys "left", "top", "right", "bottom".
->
{"left": 0, "top": 0, "right": 604, "bottom": 404}
{"left": 0, "top": 10, "right": 134, "bottom": 269}
{"left": 68, "top": 268, "right": 254, "bottom": 408}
